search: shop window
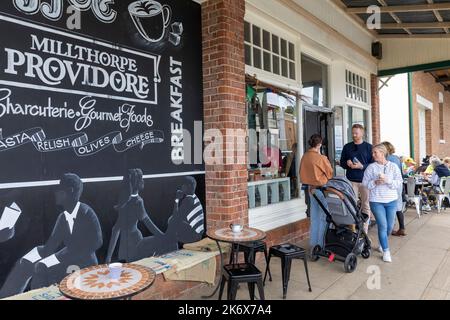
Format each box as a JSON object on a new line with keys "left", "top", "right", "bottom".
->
{"left": 348, "top": 106, "right": 369, "bottom": 141}
{"left": 246, "top": 81, "right": 300, "bottom": 209}
{"left": 346, "top": 70, "right": 368, "bottom": 104}
{"left": 244, "top": 21, "right": 296, "bottom": 81}
{"left": 301, "top": 55, "right": 328, "bottom": 108}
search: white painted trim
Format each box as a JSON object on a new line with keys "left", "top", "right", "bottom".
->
{"left": 0, "top": 171, "right": 206, "bottom": 189}
{"left": 345, "top": 98, "right": 372, "bottom": 111}
{"left": 249, "top": 198, "right": 307, "bottom": 232}
{"left": 416, "top": 94, "right": 433, "bottom": 111}
{"left": 245, "top": 66, "right": 302, "bottom": 93}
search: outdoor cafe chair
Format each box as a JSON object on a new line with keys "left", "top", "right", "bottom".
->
{"left": 406, "top": 177, "right": 422, "bottom": 218}
{"left": 437, "top": 177, "right": 450, "bottom": 214}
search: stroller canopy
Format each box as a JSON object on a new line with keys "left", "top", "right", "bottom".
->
{"left": 325, "top": 177, "right": 360, "bottom": 215}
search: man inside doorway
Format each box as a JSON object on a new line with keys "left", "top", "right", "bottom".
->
{"left": 340, "top": 124, "right": 374, "bottom": 231}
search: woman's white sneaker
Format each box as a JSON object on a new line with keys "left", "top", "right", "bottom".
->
{"left": 378, "top": 246, "right": 384, "bottom": 254}
{"left": 383, "top": 250, "right": 392, "bottom": 263}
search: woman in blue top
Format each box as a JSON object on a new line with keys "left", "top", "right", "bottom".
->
{"left": 382, "top": 141, "right": 406, "bottom": 237}
{"left": 363, "top": 144, "right": 403, "bottom": 263}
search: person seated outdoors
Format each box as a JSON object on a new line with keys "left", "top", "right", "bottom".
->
{"left": 403, "top": 157, "right": 416, "bottom": 177}
{"left": 422, "top": 155, "right": 439, "bottom": 178}
{"left": 415, "top": 156, "right": 430, "bottom": 175}
{"left": 444, "top": 157, "right": 450, "bottom": 170}
{"left": 421, "top": 158, "right": 450, "bottom": 211}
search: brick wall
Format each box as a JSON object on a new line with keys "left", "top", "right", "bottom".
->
{"left": 371, "top": 74, "right": 381, "bottom": 145}
{"left": 202, "top": 0, "right": 248, "bottom": 230}
{"left": 412, "top": 72, "right": 450, "bottom": 162}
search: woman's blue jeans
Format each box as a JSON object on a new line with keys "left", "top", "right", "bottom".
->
{"left": 370, "top": 200, "right": 397, "bottom": 251}
{"left": 309, "top": 189, "right": 328, "bottom": 248}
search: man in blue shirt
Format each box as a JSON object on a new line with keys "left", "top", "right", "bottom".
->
{"left": 340, "top": 124, "right": 374, "bottom": 230}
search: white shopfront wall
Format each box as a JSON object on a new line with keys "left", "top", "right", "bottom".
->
{"left": 244, "top": 0, "right": 378, "bottom": 232}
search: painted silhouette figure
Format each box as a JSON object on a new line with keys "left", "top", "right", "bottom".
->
{"left": 0, "top": 174, "right": 103, "bottom": 299}
{"left": 105, "top": 169, "right": 165, "bottom": 263}
{"left": 106, "top": 170, "right": 204, "bottom": 263}
{"left": 0, "top": 202, "right": 22, "bottom": 243}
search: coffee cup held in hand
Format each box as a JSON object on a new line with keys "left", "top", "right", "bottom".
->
{"left": 109, "top": 263, "right": 123, "bottom": 280}
{"left": 129, "top": 0, "right": 172, "bottom": 43}
{"left": 230, "top": 224, "right": 243, "bottom": 234}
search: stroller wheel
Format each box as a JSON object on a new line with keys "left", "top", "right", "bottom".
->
{"left": 310, "top": 245, "right": 321, "bottom": 262}
{"left": 361, "top": 246, "right": 371, "bottom": 259}
{"left": 344, "top": 253, "right": 358, "bottom": 273}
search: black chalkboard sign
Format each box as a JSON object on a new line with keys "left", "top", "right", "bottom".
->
{"left": 0, "top": 0, "right": 204, "bottom": 183}
{"left": 0, "top": 0, "right": 205, "bottom": 298}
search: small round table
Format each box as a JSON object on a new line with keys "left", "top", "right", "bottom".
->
{"left": 59, "top": 264, "right": 156, "bottom": 300}
{"left": 203, "top": 227, "right": 266, "bottom": 299}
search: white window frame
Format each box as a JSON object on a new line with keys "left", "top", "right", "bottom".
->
{"left": 245, "top": 11, "right": 301, "bottom": 91}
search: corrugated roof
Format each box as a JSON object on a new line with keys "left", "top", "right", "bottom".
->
{"left": 339, "top": 0, "right": 450, "bottom": 37}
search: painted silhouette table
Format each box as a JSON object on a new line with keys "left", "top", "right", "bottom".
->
{"left": 59, "top": 264, "right": 156, "bottom": 300}
{"left": 203, "top": 227, "right": 266, "bottom": 299}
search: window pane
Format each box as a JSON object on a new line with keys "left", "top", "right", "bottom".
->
{"left": 263, "top": 30, "right": 271, "bottom": 51}
{"left": 272, "top": 55, "right": 280, "bottom": 75}
{"left": 252, "top": 25, "right": 261, "bottom": 47}
{"left": 272, "top": 35, "right": 279, "bottom": 54}
{"left": 289, "top": 62, "right": 296, "bottom": 80}
{"left": 289, "top": 42, "right": 295, "bottom": 60}
{"left": 301, "top": 55, "right": 328, "bottom": 107}
{"left": 246, "top": 86, "right": 299, "bottom": 203}
{"left": 348, "top": 107, "right": 369, "bottom": 141}
{"left": 263, "top": 51, "right": 271, "bottom": 72}
{"left": 245, "top": 44, "right": 252, "bottom": 66}
{"left": 281, "top": 59, "right": 288, "bottom": 77}
{"left": 281, "top": 39, "right": 287, "bottom": 58}
{"left": 253, "top": 47, "right": 261, "bottom": 69}
{"left": 244, "top": 21, "right": 251, "bottom": 43}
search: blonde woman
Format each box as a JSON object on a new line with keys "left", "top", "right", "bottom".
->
{"left": 362, "top": 144, "right": 403, "bottom": 263}
{"left": 382, "top": 141, "right": 406, "bottom": 237}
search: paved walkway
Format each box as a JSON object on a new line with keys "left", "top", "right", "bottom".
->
{"left": 180, "top": 208, "right": 450, "bottom": 300}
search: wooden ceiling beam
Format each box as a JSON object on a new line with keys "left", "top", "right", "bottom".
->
{"left": 378, "top": 33, "right": 450, "bottom": 38}
{"left": 427, "top": 0, "right": 449, "bottom": 34}
{"left": 380, "top": 22, "right": 450, "bottom": 29}
{"left": 435, "top": 76, "right": 450, "bottom": 83}
{"left": 347, "top": 3, "right": 450, "bottom": 14}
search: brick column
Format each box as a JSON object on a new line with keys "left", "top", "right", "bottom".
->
{"left": 202, "top": 0, "right": 247, "bottom": 230}
{"left": 371, "top": 74, "right": 381, "bottom": 145}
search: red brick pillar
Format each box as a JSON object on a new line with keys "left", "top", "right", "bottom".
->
{"left": 371, "top": 74, "right": 381, "bottom": 145}
{"left": 202, "top": 0, "right": 247, "bottom": 230}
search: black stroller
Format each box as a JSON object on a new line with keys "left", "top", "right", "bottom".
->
{"left": 310, "top": 177, "right": 371, "bottom": 273}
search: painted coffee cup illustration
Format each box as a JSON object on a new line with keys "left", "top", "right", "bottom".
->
{"left": 129, "top": 0, "right": 172, "bottom": 43}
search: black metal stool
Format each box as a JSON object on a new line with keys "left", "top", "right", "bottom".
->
{"left": 218, "top": 263, "right": 265, "bottom": 300}
{"left": 229, "top": 241, "right": 273, "bottom": 282}
{"left": 264, "top": 243, "right": 312, "bottom": 299}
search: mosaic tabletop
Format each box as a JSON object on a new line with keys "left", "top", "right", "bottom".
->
{"left": 207, "top": 227, "right": 266, "bottom": 243}
{"left": 59, "top": 264, "right": 156, "bottom": 300}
